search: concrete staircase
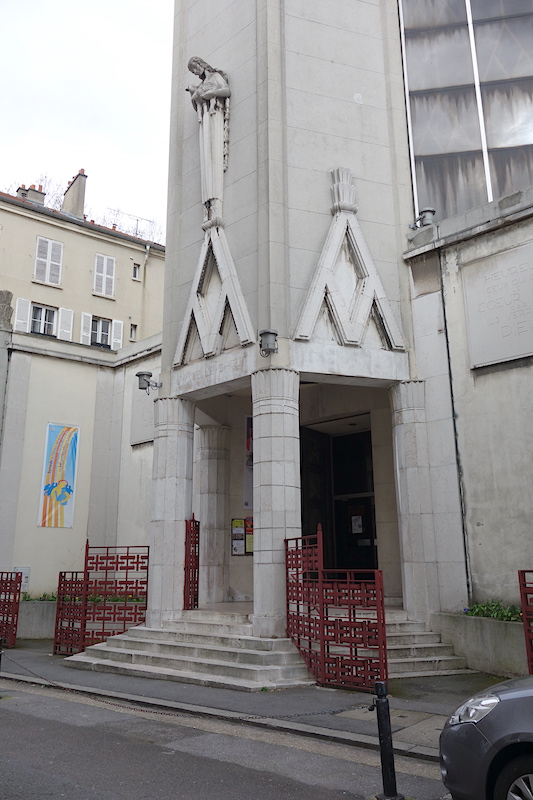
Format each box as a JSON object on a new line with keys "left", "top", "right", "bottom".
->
{"left": 64, "top": 607, "right": 469, "bottom": 690}
{"left": 385, "top": 610, "right": 469, "bottom": 678}
{"left": 65, "top": 608, "right": 315, "bottom": 691}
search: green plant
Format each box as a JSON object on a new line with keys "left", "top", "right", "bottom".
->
{"left": 21, "top": 591, "right": 57, "bottom": 601}
{"left": 464, "top": 600, "right": 522, "bottom": 622}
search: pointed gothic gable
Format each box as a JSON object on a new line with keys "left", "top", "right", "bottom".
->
{"left": 295, "top": 168, "right": 405, "bottom": 351}
{"left": 174, "top": 226, "right": 255, "bottom": 365}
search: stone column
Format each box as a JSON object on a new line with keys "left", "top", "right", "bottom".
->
{"left": 391, "top": 380, "right": 468, "bottom": 622}
{"left": 196, "top": 424, "right": 229, "bottom": 604}
{"left": 147, "top": 397, "right": 195, "bottom": 627}
{"left": 251, "top": 368, "right": 301, "bottom": 638}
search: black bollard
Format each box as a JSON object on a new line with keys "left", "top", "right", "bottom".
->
{"left": 374, "top": 680, "right": 404, "bottom": 800}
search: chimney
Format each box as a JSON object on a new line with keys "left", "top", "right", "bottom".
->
{"left": 16, "top": 183, "right": 46, "bottom": 205}
{"left": 61, "top": 169, "right": 87, "bottom": 218}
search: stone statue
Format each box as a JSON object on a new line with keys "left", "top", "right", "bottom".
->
{"left": 187, "top": 57, "right": 231, "bottom": 227}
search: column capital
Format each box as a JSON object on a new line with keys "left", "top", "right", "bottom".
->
{"left": 251, "top": 368, "right": 299, "bottom": 404}
{"left": 153, "top": 396, "right": 196, "bottom": 432}
{"left": 391, "top": 380, "right": 426, "bottom": 426}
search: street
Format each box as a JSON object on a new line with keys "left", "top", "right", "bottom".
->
{"left": 0, "top": 680, "right": 449, "bottom": 800}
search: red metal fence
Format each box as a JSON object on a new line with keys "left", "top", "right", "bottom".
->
{"left": 286, "top": 525, "right": 387, "bottom": 691}
{"left": 519, "top": 570, "right": 533, "bottom": 674}
{"left": 54, "top": 543, "right": 149, "bottom": 655}
{"left": 184, "top": 515, "right": 200, "bottom": 610}
{"left": 0, "top": 572, "right": 22, "bottom": 648}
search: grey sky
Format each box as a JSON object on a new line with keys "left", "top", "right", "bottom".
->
{"left": 0, "top": 0, "right": 173, "bottom": 241}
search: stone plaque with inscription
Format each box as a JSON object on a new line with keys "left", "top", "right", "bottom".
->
{"left": 463, "top": 242, "right": 533, "bottom": 368}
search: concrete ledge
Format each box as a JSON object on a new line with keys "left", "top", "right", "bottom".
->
{"left": 17, "top": 602, "right": 56, "bottom": 639}
{"left": 430, "top": 612, "right": 528, "bottom": 677}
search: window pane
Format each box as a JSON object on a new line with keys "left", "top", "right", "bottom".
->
{"left": 101, "top": 320, "right": 110, "bottom": 345}
{"left": 489, "top": 145, "right": 533, "bottom": 200}
{"left": 475, "top": 17, "right": 533, "bottom": 82}
{"left": 31, "top": 306, "right": 42, "bottom": 333}
{"left": 410, "top": 87, "right": 481, "bottom": 154}
{"left": 471, "top": 0, "right": 533, "bottom": 22}
{"left": 481, "top": 79, "right": 533, "bottom": 148}
{"left": 405, "top": 27, "right": 474, "bottom": 91}
{"left": 44, "top": 309, "right": 55, "bottom": 336}
{"left": 402, "top": 0, "right": 467, "bottom": 29}
{"left": 415, "top": 152, "right": 488, "bottom": 219}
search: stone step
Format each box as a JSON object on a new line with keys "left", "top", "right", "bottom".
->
{"left": 71, "top": 643, "right": 310, "bottom": 680}
{"left": 107, "top": 634, "right": 305, "bottom": 665}
{"left": 65, "top": 655, "right": 312, "bottom": 691}
{"left": 386, "top": 642, "right": 457, "bottom": 659}
{"left": 125, "top": 626, "right": 291, "bottom": 651}
{"left": 386, "top": 632, "right": 441, "bottom": 646}
{"left": 388, "top": 654, "right": 469, "bottom": 676}
{"left": 162, "top": 619, "right": 254, "bottom": 636}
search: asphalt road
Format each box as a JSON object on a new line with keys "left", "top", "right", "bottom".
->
{"left": 0, "top": 680, "right": 449, "bottom": 800}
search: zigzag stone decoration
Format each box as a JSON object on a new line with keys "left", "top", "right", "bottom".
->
{"left": 174, "top": 226, "right": 255, "bottom": 365}
{"left": 294, "top": 168, "right": 405, "bottom": 351}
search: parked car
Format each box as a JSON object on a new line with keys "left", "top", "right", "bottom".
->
{"left": 440, "top": 675, "right": 533, "bottom": 800}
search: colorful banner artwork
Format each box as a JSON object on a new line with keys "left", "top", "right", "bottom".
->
{"left": 39, "top": 424, "right": 79, "bottom": 528}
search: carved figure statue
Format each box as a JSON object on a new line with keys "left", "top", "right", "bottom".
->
{"left": 186, "top": 57, "right": 231, "bottom": 227}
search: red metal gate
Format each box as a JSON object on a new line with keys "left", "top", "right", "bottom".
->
{"left": 519, "top": 570, "right": 533, "bottom": 674}
{"left": 184, "top": 515, "right": 200, "bottom": 610}
{"left": 286, "top": 525, "right": 387, "bottom": 691}
{"left": 0, "top": 572, "right": 22, "bottom": 648}
{"left": 54, "top": 543, "right": 149, "bottom": 655}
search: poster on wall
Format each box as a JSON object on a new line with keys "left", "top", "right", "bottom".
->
{"left": 245, "top": 517, "right": 253, "bottom": 554}
{"left": 38, "top": 424, "right": 79, "bottom": 528}
{"left": 232, "top": 519, "right": 245, "bottom": 555}
{"left": 243, "top": 415, "right": 253, "bottom": 510}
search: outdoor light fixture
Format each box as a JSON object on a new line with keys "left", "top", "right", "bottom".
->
{"left": 409, "top": 207, "right": 436, "bottom": 230}
{"left": 135, "top": 371, "right": 162, "bottom": 394}
{"left": 259, "top": 329, "right": 278, "bottom": 357}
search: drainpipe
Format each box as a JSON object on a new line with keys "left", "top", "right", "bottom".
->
{"left": 437, "top": 249, "right": 472, "bottom": 601}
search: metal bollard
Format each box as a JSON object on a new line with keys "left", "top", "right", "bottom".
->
{"left": 374, "top": 680, "right": 404, "bottom": 800}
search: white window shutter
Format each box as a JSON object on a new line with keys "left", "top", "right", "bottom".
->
{"left": 14, "top": 298, "right": 31, "bottom": 332}
{"left": 58, "top": 307, "right": 73, "bottom": 341}
{"left": 105, "top": 256, "right": 115, "bottom": 296}
{"left": 35, "top": 237, "right": 49, "bottom": 281}
{"left": 111, "top": 319, "right": 123, "bottom": 350}
{"left": 49, "top": 241, "right": 63, "bottom": 285}
{"left": 94, "top": 254, "right": 105, "bottom": 294}
{"left": 80, "top": 312, "right": 92, "bottom": 345}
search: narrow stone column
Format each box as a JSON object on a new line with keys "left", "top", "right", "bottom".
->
{"left": 251, "top": 368, "right": 301, "bottom": 638}
{"left": 147, "top": 397, "right": 195, "bottom": 627}
{"left": 391, "top": 380, "right": 467, "bottom": 622}
{"left": 196, "top": 425, "right": 229, "bottom": 604}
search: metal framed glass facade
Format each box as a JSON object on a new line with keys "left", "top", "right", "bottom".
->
{"left": 400, "top": 0, "right": 533, "bottom": 220}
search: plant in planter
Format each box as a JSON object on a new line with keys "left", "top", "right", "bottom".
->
{"left": 464, "top": 600, "right": 522, "bottom": 622}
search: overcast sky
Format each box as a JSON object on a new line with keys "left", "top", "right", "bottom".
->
{"left": 0, "top": 0, "right": 173, "bottom": 242}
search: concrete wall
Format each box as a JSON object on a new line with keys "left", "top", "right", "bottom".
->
{"left": 407, "top": 189, "right": 533, "bottom": 606}
{"left": 431, "top": 612, "right": 528, "bottom": 678}
{"left": 0, "top": 331, "right": 161, "bottom": 597}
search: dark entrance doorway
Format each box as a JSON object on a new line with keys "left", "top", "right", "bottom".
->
{"left": 301, "top": 426, "right": 377, "bottom": 570}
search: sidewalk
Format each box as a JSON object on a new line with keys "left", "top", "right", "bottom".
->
{"left": 0, "top": 640, "right": 504, "bottom": 763}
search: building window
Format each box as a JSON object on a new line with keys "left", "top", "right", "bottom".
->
{"left": 80, "top": 313, "right": 123, "bottom": 350}
{"left": 31, "top": 304, "right": 56, "bottom": 336}
{"left": 130, "top": 323, "right": 137, "bottom": 341}
{"left": 132, "top": 262, "right": 140, "bottom": 280}
{"left": 34, "top": 237, "right": 63, "bottom": 285}
{"left": 91, "top": 316, "right": 111, "bottom": 347}
{"left": 94, "top": 254, "right": 115, "bottom": 297}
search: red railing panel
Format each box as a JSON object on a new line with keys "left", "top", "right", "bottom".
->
{"left": 519, "top": 570, "right": 533, "bottom": 674}
{"left": 184, "top": 515, "right": 200, "bottom": 610}
{"left": 53, "top": 544, "right": 149, "bottom": 655}
{"left": 0, "top": 572, "right": 22, "bottom": 648}
{"left": 286, "top": 525, "right": 387, "bottom": 691}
